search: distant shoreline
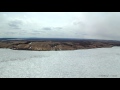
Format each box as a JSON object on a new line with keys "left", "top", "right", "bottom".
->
{"left": 0, "top": 38, "right": 120, "bottom": 42}
{"left": 0, "top": 38, "right": 120, "bottom": 51}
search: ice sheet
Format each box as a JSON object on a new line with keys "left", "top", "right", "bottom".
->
{"left": 0, "top": 47, "right": 120, "bottom": 78}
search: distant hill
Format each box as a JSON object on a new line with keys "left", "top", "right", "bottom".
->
{"left": 0, "top": 38, "right": 120, "bottom": 51}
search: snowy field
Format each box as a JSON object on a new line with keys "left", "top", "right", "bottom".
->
{"left": 0, "top": 47, "right": 120, "bottom": 78}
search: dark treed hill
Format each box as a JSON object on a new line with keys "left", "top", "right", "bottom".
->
{"left": 0, "top": 38, "right": 120, "bottom": 42}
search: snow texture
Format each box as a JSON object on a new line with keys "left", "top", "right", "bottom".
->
{"left": 0, "top": 47, "right": 120, "bottom": 78}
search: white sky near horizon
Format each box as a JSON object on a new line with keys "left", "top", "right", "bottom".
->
{"left": 0, "top": 12, "right": 120, "bottom": 40}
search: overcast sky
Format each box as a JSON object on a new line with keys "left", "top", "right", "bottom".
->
{"left": 0, "top": 12, "right": 120, "bottom": 40}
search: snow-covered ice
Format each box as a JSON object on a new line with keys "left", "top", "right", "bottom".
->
{"left": 0, "top": 47, "right": 120, "bottom": 78}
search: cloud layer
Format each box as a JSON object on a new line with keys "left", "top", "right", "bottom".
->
{"left": 0, "top": 12, "right": 120, "bottom": 40}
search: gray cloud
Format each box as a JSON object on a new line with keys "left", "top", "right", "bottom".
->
{"left": 55, "top": 27, "right": 63, "bottom": 29}
{"left": 54, "top": 27, "right": 63, "bottom": 30}
{"left": 42, "top": 27, "right": 52, "bottom": 30}
{"left": 33, "top": 30, "right": 40, "bottom": 32}
{"left": 32, "top": 30, "right": 47, "bottom": 34}
{"left": 8, "top": 20, "right": 23, "bottom": 29}
{"left": 73, "top": 21, "right": 83, "bottom": 25}
{"left": 42, "top": 27, "right": 63, "bottom": 31}
{"left": 73, "top": 12, "right": 120, "bottom": 40}
{"left": 4, "top": 32, "right": 16, "bottom": 34}
{"left": 1, "top": 12, "right": 120, "bottom": 40}
{"left": 91, "top": 15, "right": 120, "bottom": 40}
{"left": 73, "top": 21, "right": 86, "bottom": 28}
{"left": 33, "top": 30, "right": 43, "bottom": 32}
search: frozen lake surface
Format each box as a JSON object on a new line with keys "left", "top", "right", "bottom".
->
{"left": 0, "top": 47, "right": 120, "bottom": 78}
